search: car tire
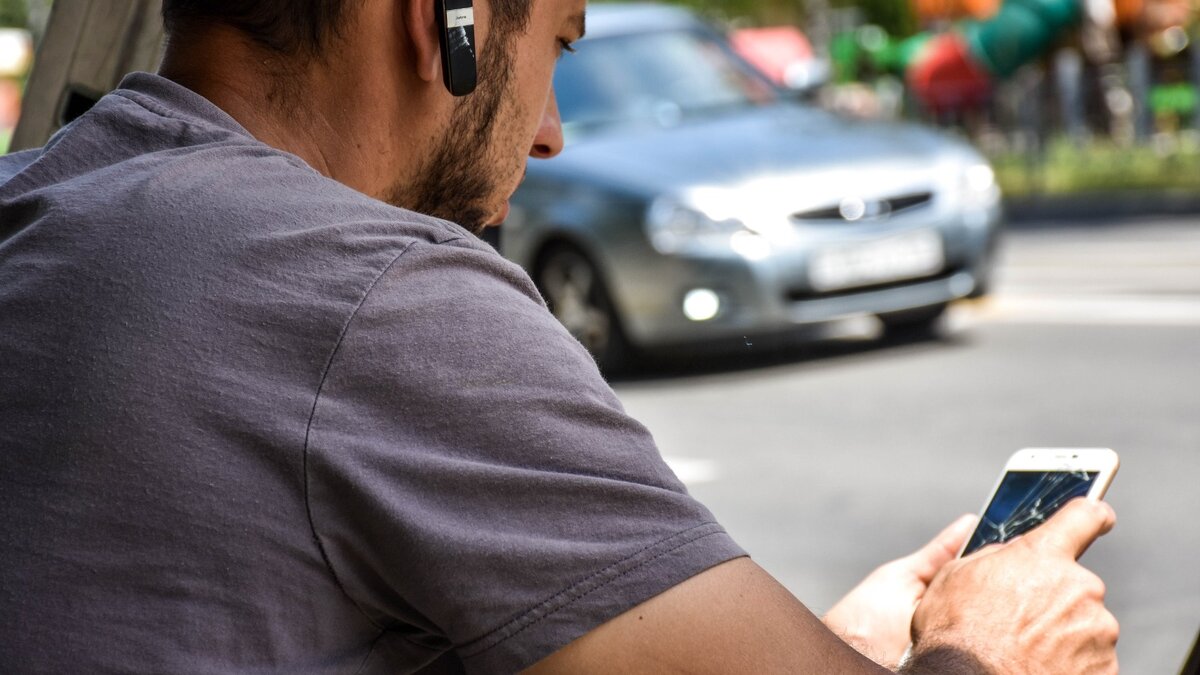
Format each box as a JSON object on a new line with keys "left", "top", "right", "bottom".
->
{"left": 535, "top": 243, "right": 631, "bottom": 373}
{"left": 878, "top": 302, "right": 949, "bottom": 341}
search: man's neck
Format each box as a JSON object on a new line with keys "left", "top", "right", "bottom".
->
{"left": 157, "top": 23, "right": 434, "bottom": 203}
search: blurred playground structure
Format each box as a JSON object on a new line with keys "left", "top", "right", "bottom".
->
{"left": 724, "top": 0, "right": 1200, "bottom": 195}
{"left": 835, "top": 0, "right": 1194, "bottom": 130}
{"left": 0, "top": 27, "right": 31, "bottom": 152}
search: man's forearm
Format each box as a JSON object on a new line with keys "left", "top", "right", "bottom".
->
{"left": 527, "top": 558, "right": 897, "bottom": 674}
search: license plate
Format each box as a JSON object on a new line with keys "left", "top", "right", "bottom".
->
{"left": 808, "top": 229, "right": 945, "bottom": 292}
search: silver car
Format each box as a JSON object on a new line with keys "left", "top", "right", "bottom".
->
{"left": 501, "top": 4, "right": 1002, "bottom": 370}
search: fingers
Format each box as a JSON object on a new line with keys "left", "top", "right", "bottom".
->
{"left": 1025, "top": 498, "right": 1116, "bottom": 560}
{"left": 909, "top": 514, "right": 978, "bottom": 583}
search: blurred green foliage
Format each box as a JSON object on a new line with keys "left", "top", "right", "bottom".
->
{"left": 0, "top": 0, "right": 28, "bottom": 27}
{"left": 624, "top": 0, "right": 918, "bottom": 37}
{"left": 636, "top": 0, "right": 801, "bottom": 26}
{"left": 993, "top": 138, "right": 1200, "bottom": 196}
{"left": 1151, "top": 83, "right": 1198, "bottom": 117}
{"left": 847, "top": 0, "right": 917, "bottom": 38}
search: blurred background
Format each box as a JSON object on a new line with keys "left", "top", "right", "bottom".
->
{"left": 654, "top": 0, "right": 1200, "bottom": 199}
{"left": 0, "top": 0, "right": 44, "bottom": 154}
{"left": 8, "top": 0, "right": 1200, "bottom": 194}
{"left": 2, "top": 0, "right": 1198, "bottom": 672}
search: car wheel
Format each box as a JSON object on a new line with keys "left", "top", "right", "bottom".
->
{"left": 535, "top": 243, "right": 630, "bottom": 372}
{"left": 878, "top": 302, "right": 949, "bottom": 341}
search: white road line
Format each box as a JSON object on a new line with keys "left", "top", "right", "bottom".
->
{"left": 662, "top": 457, "right": 719, "bottom": 486}
{"left": 1003, "top": 248, "right": 1200, "bottom": 265}
{"left": 956, "top": 295, "right": 1200, "bottom": 326}
{"left": 1001, "top": 266, "right": 1200, "bottom": 283}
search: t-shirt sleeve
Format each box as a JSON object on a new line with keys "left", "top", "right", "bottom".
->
{"left": 305, "top": 238, "right": 746, "bottom": 673}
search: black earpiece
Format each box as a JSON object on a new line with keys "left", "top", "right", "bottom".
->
{"left": 436, "top": 0, "right": 478, "bottom": 96}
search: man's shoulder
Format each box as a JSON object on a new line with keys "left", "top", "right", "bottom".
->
{"left": 164, "top": 141, "right": 474, "bottom": 245}
{"left": 0, "top": 149, "right": 38, "bottom": 185}
{"left": 2, "top": 84, "right": 524, "bottom": 351}
{"left": 9, "top": 71, "right": 480, "bottom": 253}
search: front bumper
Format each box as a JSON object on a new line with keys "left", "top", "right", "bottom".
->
{"left": 606, "top": 210, "right": 1000, "bottom": 348}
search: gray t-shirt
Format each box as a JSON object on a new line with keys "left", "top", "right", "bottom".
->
{"left": 0, "top": 73, "right": 744, "bottom": 674}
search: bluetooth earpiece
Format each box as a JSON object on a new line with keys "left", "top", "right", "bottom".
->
{"left": 436, "top": 0, "right": 478, "bottom": 96}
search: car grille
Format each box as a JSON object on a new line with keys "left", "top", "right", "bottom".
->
{"left": 791, "top": 192, "right": 934, "bottom": 222}
{"left": 785, "top": 266, "right": 962, "bottom": 303}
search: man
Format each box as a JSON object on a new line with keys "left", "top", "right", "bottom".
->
{"left": 0, "top": 1, "right": 1118, "bottom": 672}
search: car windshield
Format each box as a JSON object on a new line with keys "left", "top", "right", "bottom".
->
{"left": 554, "top": 28, "right": 778, "bottom": 133}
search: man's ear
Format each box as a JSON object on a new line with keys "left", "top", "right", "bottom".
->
{"left": 404, "top": 0, "right": 440, "bottom": 84}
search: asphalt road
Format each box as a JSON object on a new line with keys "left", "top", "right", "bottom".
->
{"left": 612, "top": 215, "right": 1200, "bottom": 674}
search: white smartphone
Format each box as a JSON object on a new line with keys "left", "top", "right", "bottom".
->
{"left": 959, "top": 448, "right": 1120, "bottom": 557}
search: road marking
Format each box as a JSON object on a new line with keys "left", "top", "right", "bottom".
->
{"left": 997, "top": 270, "right": 1200, "bottom": 297}
{"left": 662, "top": 456, "right": 719, "bottom": 486}
{"left": 955, "top": 295, "right": 1200, "bottom": 326}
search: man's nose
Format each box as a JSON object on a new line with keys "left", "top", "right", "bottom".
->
{"left": 530, "top": 89, "right": 564, "bottom": 159}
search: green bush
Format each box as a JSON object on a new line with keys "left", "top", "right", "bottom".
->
{"left": 993, "top": 138, "right": 1200, "bottom": 196}
{"left": 0, "top": 0, "right": 28, "bottom": 28}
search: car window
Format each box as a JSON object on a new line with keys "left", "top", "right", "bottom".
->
{"left": 555, "top": 29, "right": 776, "bottom": 132}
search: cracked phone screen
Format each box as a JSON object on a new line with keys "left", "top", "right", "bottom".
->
{"left": 449, "top": 26, "right": 474, "bottom": 58}
{"left": 962, "top": 470, "right": 1098, "bottom": 556}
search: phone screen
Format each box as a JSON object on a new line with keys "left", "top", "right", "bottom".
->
{"left": 962, "top": 470, "right": 1099, "bottom": 556}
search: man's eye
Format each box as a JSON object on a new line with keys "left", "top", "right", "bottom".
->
{"left": 557, "top": 39, "right": 576, "bottom": 57}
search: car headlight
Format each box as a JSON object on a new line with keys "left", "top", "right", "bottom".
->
{"left": 960, "top": 163, "right": 1001, "bottom": 211}
{"left": 646, "top": 198, "right": 768, "bottom": 258}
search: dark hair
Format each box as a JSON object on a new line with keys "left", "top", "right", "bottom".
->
{"left": 162, "top": 0, "right": 532, "bottom": 56}
{"left": 162, "top": 0, "right": 351, "bottom": 55}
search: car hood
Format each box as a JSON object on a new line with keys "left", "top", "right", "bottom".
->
{"left": 533, "top": 103, "right": 970, "bottom": 201}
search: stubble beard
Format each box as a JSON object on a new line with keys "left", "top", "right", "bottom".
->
{"left": 388, "top": 30, "right": 523, "bottom": 236}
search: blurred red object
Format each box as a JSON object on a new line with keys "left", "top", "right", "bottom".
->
{"left": 0, "top": 79, "right": 21, "bottom": 129}
{"left": 908, "top": 32, "right": 993, "bottom": 114}
{"left": 912, "top": 0, "right": 1002, "bottom": 20}
{"left": 729, "top": 27, "right": 815, "bottom": 86}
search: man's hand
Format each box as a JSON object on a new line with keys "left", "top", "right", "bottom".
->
{"left": 906, "top": 498, "right": 1119, "bottom": 674}
{"left": 823, "top": 514, "right": 976, "bottom": 668}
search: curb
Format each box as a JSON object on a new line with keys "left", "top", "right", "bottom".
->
{"left": 1005, "top": 192, "right": 1200, "bottom": 226}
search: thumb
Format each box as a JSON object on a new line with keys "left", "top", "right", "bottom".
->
{"left": 1026, "top": 498, "right": 1116, "bottom": 559}
{"left": 908, "top": 514, "right": 977, "bottom": 584}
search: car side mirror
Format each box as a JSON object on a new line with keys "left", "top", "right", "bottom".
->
{"left": 781, "top": 57, "right": 831, "bottom": 97}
